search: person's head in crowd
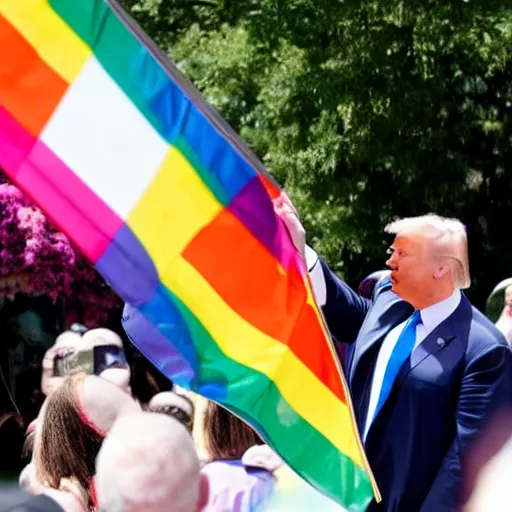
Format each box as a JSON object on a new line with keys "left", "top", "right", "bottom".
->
{"left": 199, "top": 405, "right": 283, "bottom": 512}
{"left": 504, "top": 285, "right": 512, "bottom": 312}
{"left": 384, "top": 214, "right": 470, "bottom": 309}
{"left": 41, "top": 324, "right": 131, "bottom": 398}
{"left": 203, "top": 402, "right": 262, "bottom": 461}
{"left": 495, "top": 284, "right": 512, "bottom": 344}
{"left": 95, "top": 412, "right": 209, "bottom": 512}
{"left": 148, "top": 392, "right": 194, "bottom": 433}
{"left": 33, "top": 374, "right": 140, "bottom": 508}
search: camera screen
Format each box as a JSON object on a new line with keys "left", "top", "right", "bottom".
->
{"left": 53, "top": 350, "right": 94, "bottom": 377}
{"left": 94, "top": 345, "right": 128, "bottom": 375}
{"left": 53, "top": 345, "right": 127, "bottom": 377}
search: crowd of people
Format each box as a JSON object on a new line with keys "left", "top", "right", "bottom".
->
{"left": 3, "top": 198, "right": 512, "bottom": 511}
{"left": 9, "top": 322, "right": 344, "bottom": 512}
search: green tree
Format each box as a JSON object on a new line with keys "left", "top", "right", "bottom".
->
{"left": 127, "top": 0, "right": 512, "bottom": 309}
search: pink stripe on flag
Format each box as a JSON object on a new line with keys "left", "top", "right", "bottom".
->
{"left": 0, "top": 107, "right": 122, "bottom": 262}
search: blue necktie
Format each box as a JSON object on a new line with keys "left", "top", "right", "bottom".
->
{"left": 371, "top": 310, "right": 422, "bottom": 424}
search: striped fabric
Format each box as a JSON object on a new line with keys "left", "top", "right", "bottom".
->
{"left": 0, "top": 1, "right": 378, "bottom": 508}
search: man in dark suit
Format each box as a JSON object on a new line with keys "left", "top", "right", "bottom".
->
{"left": 275, "top": 195, "right": 512, "bottom": 512}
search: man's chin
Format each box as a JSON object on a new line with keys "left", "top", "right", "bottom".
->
{"left": 390, "top": 281, "right": 402, "bottom": 296}
{"left": 390, "top": 284, "right": 411, "bottom": 304}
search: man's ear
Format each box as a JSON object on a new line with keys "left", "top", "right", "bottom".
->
{"left": 433, "top": 263, "right": 451, "bottom": 280}
{"left": 196, "top": 474, "right": 209, "bottom": 511}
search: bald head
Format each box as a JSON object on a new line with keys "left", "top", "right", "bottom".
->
{"left": 96, "top": 412, "right": 204, "bottom": 512}
{"left": 54, "top": 330, "right": 84, "bottom": 349}
{"left": 78, "top": 374, "right": 141, "bottom": 435}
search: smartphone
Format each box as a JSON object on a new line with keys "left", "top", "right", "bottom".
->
{"left": 53, "top": 345, "right": 127, "bottom": 377}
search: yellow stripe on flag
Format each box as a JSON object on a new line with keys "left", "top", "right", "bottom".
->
{"left": 127, "top": 147, "right": 223, "bottom": 274}
{"left": 1, "top": 0, "right": 90, "bottom": 83}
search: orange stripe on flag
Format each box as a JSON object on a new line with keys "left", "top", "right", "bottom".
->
{"left": 258, "top": 174, "right": 281, "bottom": 200}
{"left": 0, "top": 16, "right": 68, "bottom": 137}
{"left": 183, "top": 209, "right": 346, "bottom": 403}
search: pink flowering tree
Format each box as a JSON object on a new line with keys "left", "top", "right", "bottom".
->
{"left": 0, "top": 173, "right": 121, "bottom": 328}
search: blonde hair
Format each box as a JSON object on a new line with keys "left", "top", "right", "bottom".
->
{"left": 385, "top": 214, "right": 471, "bottom": 289}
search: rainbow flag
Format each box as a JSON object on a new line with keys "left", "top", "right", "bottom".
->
{"left": 0, "top": 1, "right": 379, "bottom": 508}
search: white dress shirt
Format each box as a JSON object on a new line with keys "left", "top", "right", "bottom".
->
{"left": 306, "top": 246, "right": 326, "bottom": 307}
{"left": 363, "top": 288, "right": 462, "bottom": 440}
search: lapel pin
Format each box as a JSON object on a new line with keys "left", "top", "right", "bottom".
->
{"left": 437, "top": 338, "right": 446, "bottom": 348}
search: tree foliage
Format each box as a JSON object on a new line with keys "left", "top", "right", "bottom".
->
{"left": 134, "top": 1, "right": 512, "bottom": 307}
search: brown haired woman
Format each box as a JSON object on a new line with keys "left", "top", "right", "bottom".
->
{"left": 203, "top": 401, "right": 263, "bottom": 461}
{"left": 33, "top": 373, "right": 140, "bottom": 510}
{"left": 199, "top": 402, "right": 282, "bottom": 511}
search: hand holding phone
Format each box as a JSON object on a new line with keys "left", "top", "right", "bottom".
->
{"left": 41, "top": 344, "right": 78, "bottom": 396}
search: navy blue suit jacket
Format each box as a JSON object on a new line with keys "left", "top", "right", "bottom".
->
{"left": 320, "top": 260, "right": 512, "bottom": 512}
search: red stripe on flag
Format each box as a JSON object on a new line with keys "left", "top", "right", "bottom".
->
{"left": 0, "top": 16, "right": 68, "bottom": 137}
{"left": 0, "top": 107, "right": 123, "bottom": 262}
{"left": 258, "top": 174, "right": 281, "bottom": 200}
{"left": 183, "top": 209, "right": 346, "bottom": 403}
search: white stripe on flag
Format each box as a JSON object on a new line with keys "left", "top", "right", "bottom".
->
{"left": 40, "top": 56, "right": 169, "bottom": 220}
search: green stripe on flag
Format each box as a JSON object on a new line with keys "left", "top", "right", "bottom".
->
{"left": 139, "top": 285, "right": 374, "bottom": 510}
{"left": 49, "top": 0, "right": 174, "bottom": 141}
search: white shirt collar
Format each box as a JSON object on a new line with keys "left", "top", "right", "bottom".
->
{"left": 419, "top": 288, "right": 462, "bottom": 334}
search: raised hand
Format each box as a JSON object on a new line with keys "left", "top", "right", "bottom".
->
{"left": 273, "top": 191, "right": 306, "bottom": 260}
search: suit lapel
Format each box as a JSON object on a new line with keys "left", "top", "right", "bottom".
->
{"left": 349, "top": 295, "right": 412, "bottom": 385}
{"left": 393, "top": 296, "right": 472, "bottom": 389}
{"left": 368, "top": 295, "right": 471, "bottom": 435}
{"left": 366, "top": 328, "right": 456, "bottom": 440}
{"left": 393, "top": 330, "right": 456, "bottom": 390}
